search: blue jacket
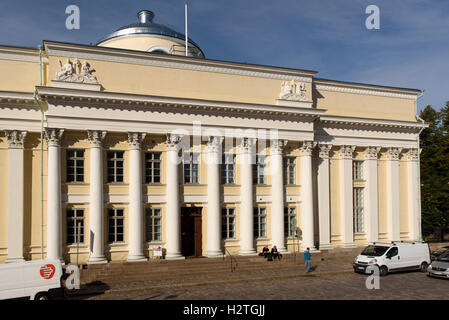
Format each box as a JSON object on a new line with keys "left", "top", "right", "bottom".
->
{"left": 304, "top": 251, "right": 311, "bottom": 261}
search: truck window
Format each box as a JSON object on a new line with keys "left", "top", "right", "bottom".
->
{"left": 386, "top": 247, "right": 398, "bottom": 258}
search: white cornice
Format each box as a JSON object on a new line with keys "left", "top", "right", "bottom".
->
{"left": 36, "top": 86, "right": 326, "bottom": 119}
{"left": 44, "top": 41, "right": 315, "bottom": 82}
{"left": 0, "top": 91, "right": 36, "bottom": 104}
{"left": 319, "top": 115, "right": 426, "bottom": 131}
{"left": 0, "top": 46, "right": 47, "bottom": 63}
{"left": 314, "top": 83, "right": 419, "bottom": 100}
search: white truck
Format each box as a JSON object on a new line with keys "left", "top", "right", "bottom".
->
{"left": 0, "top": 259, "right": 65, "bottom": 300}
{"left": 353, "top": 242, "right": 431, "bottom": 276}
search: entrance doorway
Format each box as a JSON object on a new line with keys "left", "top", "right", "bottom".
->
{"left": 181, "top": 207, "right": 203, "bottom": 257}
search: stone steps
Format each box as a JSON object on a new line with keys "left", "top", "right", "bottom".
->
{"left": 80, "top": 250, "right": 361, "bottom": 288}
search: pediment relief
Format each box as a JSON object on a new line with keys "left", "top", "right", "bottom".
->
{"left": 53, "top": 58, "right": 101, "bottom": 91}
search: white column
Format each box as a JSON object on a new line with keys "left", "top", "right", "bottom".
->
{"left": 338, "top": 145, "right": 357, "bottom": 248}
{"left": 317, "top": 144, "right": 333, "bottom": 250}
{"left": 45, "top": 128, "right": 64, "bottom": 262}
{"left": 127, "top": 132, "right": 147, "bottom": 261}
{"left": 364, "top": 147, "right": 380, "bottom": 243}
{"left": 165, "top": 134, "right": 184, "bottom": 260}
{"left": 5, "top": 130, "right": 27, "bottom": 263}
{"left": 405, "top": 149, "right": 420, "bottom": 241}
{"left": 87, "top": 130, "right": 107, "bottom": 264}
{"left": 270, "top": 139, "right": 287, "bottom": 252}
{"left": 300, "top": 141, "right": 316, "bottom": 251}
{"left": 238, "top": 138, "right": 256, "bottom": 255}
{"left": 385, "top": 147, "right": 402, "bottom": 241}
{"left": 206, "top": 136, "right": 223, "bottom": 257}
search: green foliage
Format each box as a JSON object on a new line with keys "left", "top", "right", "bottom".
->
{"left": 420, "top": 103, "right": 449, "bottom": 240}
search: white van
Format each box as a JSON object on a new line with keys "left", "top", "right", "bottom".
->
{"left": 353, "top": 242, "right": 431, "bottom": 276}
{"left": 0, "top": 259, "right": 64, "bottom": 300}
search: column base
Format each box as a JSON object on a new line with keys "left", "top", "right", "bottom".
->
{"left": 206, "top": 250, "right": 224, "bottom": 258}
{"left": 300, "top": 246, "right": 318, "bottom": 253}
{"left": 238, "top": 250, "right": 257, "bottom": 256}
{"left": 318, "top": 243, "right": 334, "bottom": 250}
{"left": 127, "top": 255, "right": 148, "bottom": 262}
{"left": 165, "top": 253, "right": 185, "bottom": 260}
{"left": 341, "top": 242, "right": 358, "bottom": 249}
{"left": 5, "top": 257, "right": 25, "bottom": 263}
{"left": 277, "top": 246, "right": 288, "bottom": 253}
{"left": 87, "top": 256, "right": 108, "bottom": 265}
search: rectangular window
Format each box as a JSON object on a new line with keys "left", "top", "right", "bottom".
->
{"left": 221, "top": 154, "right": 235, "bottom": 184}
{"left": 108, "top": 208, "right": 124, "bottom": 243}
{"left": 353, "top": 188, "right": 364, "bottom": 233}
{"left": 107, "top": 151, "right": 124, "bottom": 183}
{"left": 254, "top": 207, "right": 267, "bottom": 238}
{"left": 252, "top": 155, "right": 267, "bottom": 185}
{"left": 283, "top": 157, "right": 296, "bottom": 185}
{"left": 222, "top": 208, "right": 236, "bottom": 240}
{"left": 66, "top": 149, "right": 84, "bottom": 182}
{"left": 284, "top": 207, "right": 297, "bottom": 237}
{"left": 145, "top": 208, "right": 162, "bottom": 242}
{"left": 66, "top": 209, "right": 84, "bottom": 245}
{"left": 184, "top": 153, "right": 199, "bottom": 184}
{"left": 353, "top": 160, "right": 364, "bottom": 181}
{"left": 145, "top": 152, "right": 161, "bottom": 183}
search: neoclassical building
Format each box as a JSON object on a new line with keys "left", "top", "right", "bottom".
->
{"left": 0, "top": 10, "right": 425, "bottom": 264}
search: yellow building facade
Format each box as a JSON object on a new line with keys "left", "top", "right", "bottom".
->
{"left": 0, "top": 11, "right": 424, "bottom": 264}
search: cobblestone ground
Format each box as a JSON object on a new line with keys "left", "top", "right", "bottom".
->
{"left": 82, "top": 271, "right": 449, "bottom": 300}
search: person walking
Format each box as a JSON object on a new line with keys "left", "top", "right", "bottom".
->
{"left": 304, "top": 247, "right": 312, "bottom": 272}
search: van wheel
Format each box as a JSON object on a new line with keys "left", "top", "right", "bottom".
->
{"left": 420, "top": 262, "right": 429, "bottom": 272}
{"left": 34, "top": 292, "right": 50, "bottom": 300}
{"left": 379, "top": 266, "right": 388, "bottom": 276}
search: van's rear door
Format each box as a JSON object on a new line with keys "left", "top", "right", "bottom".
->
{"left": 0, "top": 263, "right": 25, "bottom": 300}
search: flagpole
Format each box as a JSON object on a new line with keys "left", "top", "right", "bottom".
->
{"left": 185, "top": 0, "right": 188, "bottom": 56}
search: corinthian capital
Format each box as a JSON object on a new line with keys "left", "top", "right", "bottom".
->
{"left": 404, "top": 148, "right": 418, "bottom": 161}
{"left": 385, "top": 147, "right": 403, "bottom": 161}
{"left": 88, "top": 130, "right": 107, "bottom": 148}
{"left": 166, "top": 133, "right": 183, "bottom": 151}
{"left": 236, "top": 137, "right": 256, "bottom": 154}
{"left": 5, "top": 130, "right": 27, "bottom": 149}
{"left": 206, "top": 136, "right": 223, "bottom": 153}
{"left": 300, "top": 141, "right": 315, "bottom": 157}
{"left": 128, "top": 132, "right": 147, "bottom": 150}
{"left": 364, "top": 146, "right": 381, "bottom": 160}
{"left": 337, "top": 145, "right": 356, "bottom": 159}
{"left": 318, "top": 144, "right": 332, "bottom": 159}
{"left": 45, "top": 128, "right": 64, "bottom": 147}
{"left": 270, "top": 139, "right": 287, "bottom": 155}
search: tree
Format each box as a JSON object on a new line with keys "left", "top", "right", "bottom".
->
{"left": 420, "top": 103, "right": 449, "bottom": 241}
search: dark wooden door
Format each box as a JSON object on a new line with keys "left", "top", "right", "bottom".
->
{"left": 181, "top": 207, "right": 202, "bottom": 257}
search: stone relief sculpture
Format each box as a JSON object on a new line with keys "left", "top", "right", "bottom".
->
{"left": 55, "top": 58, "right": 99, "bottom": 84}
{"left": 279, "top": 80, "right": 308, "bottom": 101}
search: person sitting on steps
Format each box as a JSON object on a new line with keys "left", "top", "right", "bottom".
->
{"left": 259, "top": 246, "right": 270, "bottom": 257}
{"left": 271, "top": 245, "right": 282, "bottom": 260}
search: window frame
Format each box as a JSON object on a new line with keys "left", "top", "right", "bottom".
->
{"left": 353, "top": 160, "right": 364, "bottom": 181}
{"left": 221, "top": 154, "right": 236, "bottom": 185}
{"left": 254, "top": 207, "right": 267, "bottom": 239}
{"left": 107, "top": 151, "right": 125, "bottom": 183}
{"left": 145, "top": 208, "right": 162, "bottom": 242}
{"left": 183, "top": 152, "right": 200, "bottom": 184}
{"left": 353, "top": 187, "right": 364, "bottom": 233}
{"left": 145, "top": 152, "right": 162, "bottom": 184}
{"left": 66, "top": 208, "right": 84, "bottom": 245}
{"left": 66, "top": 149, "right": 85, "bottom": 183}
{"left": 252, "top": 155, "right": 267, "bottom": 185}
{"left": 108, "top": 208, "right": 125, "bottom": 243}
{"left": 222, "top": 207, "right": 236, "bottom": 240}
{"left": 283, "top": 156, "right": 296, "bottom": 185}
{"left": 284, "top": 207, "right": 297, "bottom": 237}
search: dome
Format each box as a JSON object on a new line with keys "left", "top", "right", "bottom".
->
{"left": 96, "top": 10, "right": 205, "bottom": 58}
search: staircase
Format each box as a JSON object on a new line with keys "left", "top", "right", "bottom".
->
{"left": 78, "top": 249, "right": 361, "bottom": 294}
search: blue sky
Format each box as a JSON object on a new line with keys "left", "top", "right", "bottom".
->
{"left": 0, "top": 0, "right": 448, "bottom": 112}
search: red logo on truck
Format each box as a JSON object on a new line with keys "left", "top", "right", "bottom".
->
{"left": 40, "top": 264, "right": 56, "bottom": 279}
